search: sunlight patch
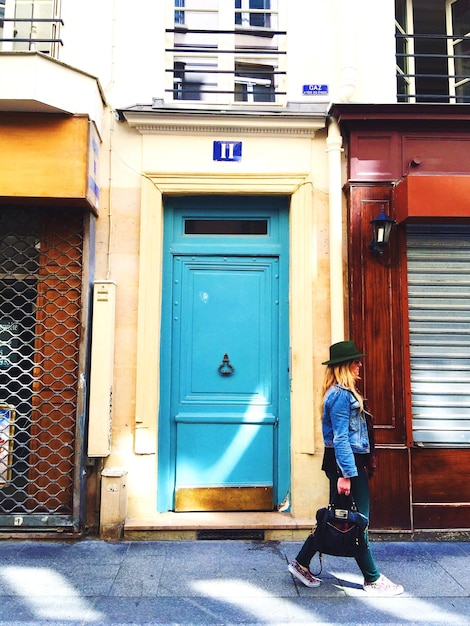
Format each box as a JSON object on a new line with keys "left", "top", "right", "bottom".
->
{"left": 359, "top": 595, "right": 469, "bottom": 625}
{"left": 1, "top": 566, "right": 104, "bottom": 621}
{"left": 192, "top": 578, "right": 316, "bottom": 623}
{"left": 333, "top": 569, "right": 468, "bottom": 624}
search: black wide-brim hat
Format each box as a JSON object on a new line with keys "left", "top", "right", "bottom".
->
{"left": 322, "top": 340, "right": 366, "bottom": 365}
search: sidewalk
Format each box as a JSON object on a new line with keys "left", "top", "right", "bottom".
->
{"left": 0, "top": 538, "right": 469, "bottom": 625}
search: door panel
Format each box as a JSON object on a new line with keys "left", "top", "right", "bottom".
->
{"left": 175, "top": 422, "right": 274, "bottom": 486}
{"left": 177, "top": 258, "right": 275, "bottom": 404}
{"left": 173, "top": 256, "right": 278, "bottom": 511}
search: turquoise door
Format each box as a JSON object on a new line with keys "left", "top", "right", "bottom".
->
{"left": 158, "top": 196, "right": 290, "bottom": 512}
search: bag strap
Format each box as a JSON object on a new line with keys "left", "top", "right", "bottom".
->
{"left": 330, "top": 491, "right": 358, "bottom": 512}
{"left": 311, "top": 553, "right": 323, "bottom": 577}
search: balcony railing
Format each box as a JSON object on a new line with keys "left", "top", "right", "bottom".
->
{"left": 396, "top": 31, "right": 470, "bottom": 103}
{"left": 166, "top": 27, "right": 286, "bottom": 104}
{"left": 0, "top": 17, "right": 63, "bottom": 58}
{"left": 166, "top": 3, "right": 286, "bottom": 105}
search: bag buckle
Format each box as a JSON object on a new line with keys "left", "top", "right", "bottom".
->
{"left": 335, "top": 508, "right": 348, "bottom": 519}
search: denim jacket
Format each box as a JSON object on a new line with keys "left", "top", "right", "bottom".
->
{"left": 322, "top": 384, "right": 370, "bottom": 478}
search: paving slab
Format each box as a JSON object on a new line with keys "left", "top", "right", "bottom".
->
{"left": 0, "top": 539, "right": 468, "bottom": 625}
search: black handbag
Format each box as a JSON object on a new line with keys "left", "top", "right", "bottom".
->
{"left": 310, "top": 492, "right": 368, "bottom": 573}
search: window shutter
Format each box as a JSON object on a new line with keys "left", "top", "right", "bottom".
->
{"left": 407, "top": 224, "right": 470, "bottom": 445}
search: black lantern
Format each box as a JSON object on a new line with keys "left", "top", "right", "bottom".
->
{"left": 369, "top": 206, "right": 396, "bottom": 256}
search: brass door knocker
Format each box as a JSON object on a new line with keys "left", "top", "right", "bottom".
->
{"left": 218, "top": 353, "right": 235, "bottom": 376}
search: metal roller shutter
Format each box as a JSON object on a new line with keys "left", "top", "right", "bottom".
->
{"left": 0, "top": 207, "right": 84, "bottom": 530}
{"left": 407, "top": 224, "right": 470, "bottom": 446}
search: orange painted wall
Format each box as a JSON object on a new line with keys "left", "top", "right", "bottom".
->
{"left": 0, "top": 114, "right": 89, "bottom": 203}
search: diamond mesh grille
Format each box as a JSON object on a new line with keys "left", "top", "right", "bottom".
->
{"left": 0, "top": 207, "right": 83, "bottom": 518}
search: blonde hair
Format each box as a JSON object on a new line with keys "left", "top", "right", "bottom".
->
{"left": 321, "top": 361, "right": 364, "bottom": 413}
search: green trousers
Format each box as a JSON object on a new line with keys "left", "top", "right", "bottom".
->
{"left": 296, "top": 464, "right": 380, "bottom": 583}
{"left": 336, "top": 465, "right": 381, "bottom": 583}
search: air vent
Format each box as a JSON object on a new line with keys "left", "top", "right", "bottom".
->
{"left": 196, "top": 529, "right": 265, "bottom": 541}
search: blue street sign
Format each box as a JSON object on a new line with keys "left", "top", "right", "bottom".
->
{"left": 213, "top": 141, "right": 242, "bottom": 161}
{"left": 302, "top": 84, "right": 329, "bottom": 96}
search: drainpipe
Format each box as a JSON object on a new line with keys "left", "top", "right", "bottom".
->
{"left": 325, "top": 0, "right": 357, "bottom": 343}
{"left": 326, "top": 116, "right": 345, "bottom": 343}
{"left": 336, "top": 0, "right": 357, "bottom": 104}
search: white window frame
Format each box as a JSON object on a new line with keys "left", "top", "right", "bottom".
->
{"left": 446, "top": 0, "right": 470, "bottom": 101}
{"left": 235, "top": 0, "right": 271, "bottom": 29}
{"left": 395, "top": 0, "right": 416, "bottom": 102}
{"left": 1, "top": 0, "right": 61, "bottom": 56}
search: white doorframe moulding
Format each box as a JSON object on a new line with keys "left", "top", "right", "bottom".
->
{"left": 132, "top": 172, "right": 323, "bottom": 516}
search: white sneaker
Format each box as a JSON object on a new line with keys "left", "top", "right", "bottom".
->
{"left": 363, "top": 574, "right": 404, "bottom": 596}
{"left": 288, "top": 560, "right": 321, "bottom": 588}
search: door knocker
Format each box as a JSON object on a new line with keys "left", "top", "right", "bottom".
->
{"left": 218, "top": 353, "right": 235, "bottom": 376}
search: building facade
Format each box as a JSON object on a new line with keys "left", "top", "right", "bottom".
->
{"left": 0, "top": 0, "right": 469, "bottom": 538}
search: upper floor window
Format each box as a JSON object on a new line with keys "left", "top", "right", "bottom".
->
{"left": 235, "top": 63, "right": 275, "bottom": 102}
{"left": 0, "top": 0, "right": 62, "bottom": 57}
{"left": 448, "top": 0, "right": 470, "bottom": 102}
{"left": 235, "top": 0, "right": 271, "bottom": 29}
{"left": 166, "top": 0, "right": 285, "bottom": 105}
{"left": 396, "top": 0, "right": 470, "bottom": 102}
{"left": 174, "top": 0, "right": 184, "bottom": 26}
{"left": 0, "top": 1, "right": 5, "bottom": 41}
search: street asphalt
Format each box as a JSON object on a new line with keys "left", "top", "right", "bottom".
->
{"left": 0, "top": 538, "right": 469, "bottom": 625}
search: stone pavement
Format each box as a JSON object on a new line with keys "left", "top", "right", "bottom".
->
{"left": 0, "top": 538, "right": 469, "bottom": 625}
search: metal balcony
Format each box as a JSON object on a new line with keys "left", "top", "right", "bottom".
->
{"left": 396, "top": 31, "right": 470, "bottom": 103}
{"left": 0, "top": 17, "right": 63, "bottom": 58}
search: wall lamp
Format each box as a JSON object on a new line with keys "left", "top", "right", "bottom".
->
{"left": 369, "top": 206, "right": 396, "bottom": 257}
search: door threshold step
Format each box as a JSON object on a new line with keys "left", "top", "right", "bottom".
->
{"left": 124, "top": 511, "right": 314, "bottom": 541}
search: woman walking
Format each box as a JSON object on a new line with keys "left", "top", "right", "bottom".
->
{"left": 288, "top": 340, "right": 404, "bottom": 596}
